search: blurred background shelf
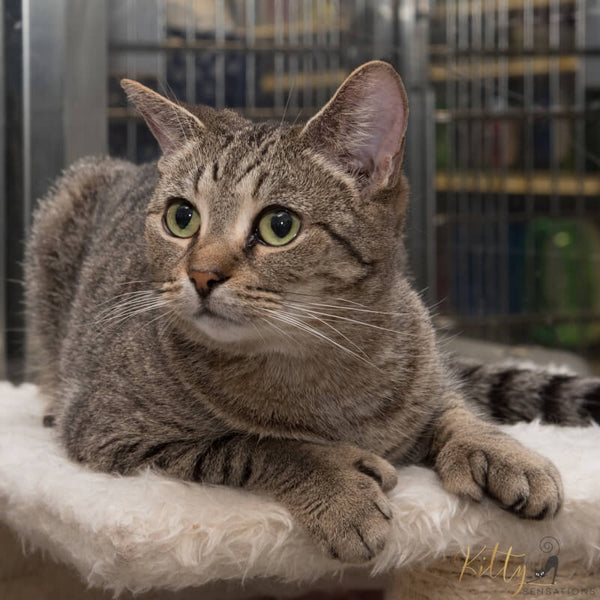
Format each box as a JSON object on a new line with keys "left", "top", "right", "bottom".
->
{"left": 434, "top": 0, "right": 577, "bottom": 18}
{"left": 430, "top": 56, "right": 579, "bottom": 81}
{"left": 436, "top": 172, "right": 600, "bottom": 195}
{"left": 2, "top": 0, "right": 600, "bottom": 380}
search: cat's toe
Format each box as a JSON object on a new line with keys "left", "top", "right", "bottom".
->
{"left": 481, "top": 449, "right": 562, "bottom": 519}
{"left": 353, "top": 453, "right": 398, "bottom": 493}
{"left": 518, "top": 464, "right": 562, "bottom": 519}
{"left": 435, "top": 443, "right": 485, "bottom": 502}
{"left": 315, "top": 488, "right": 393, "bottom": 564}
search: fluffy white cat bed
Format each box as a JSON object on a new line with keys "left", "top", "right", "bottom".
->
{"left": 0, "top": 382, "right": 599, "bottom": 596}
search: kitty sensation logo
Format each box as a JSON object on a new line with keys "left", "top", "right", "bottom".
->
{"left": 455, "top": 536, "right": 560, "bottom": 596}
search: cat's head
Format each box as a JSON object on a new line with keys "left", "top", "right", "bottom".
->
{"left": 122, "top": 61, "right": 410, "bottom": 354}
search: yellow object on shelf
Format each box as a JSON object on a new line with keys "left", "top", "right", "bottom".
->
{"left": 261, "top": 69, "right": 348, "bottom": 93}
{"left": 430, "top": 56, "right": 578, "bottom": 81}
{"left": 235, "top": 17, "right": 351, "bottom": 40}
{"left": 434, "top": 0, "right": 576, "bottom": 18}
{"left": 436, "top": 171, "right": 600, "bottom": 196}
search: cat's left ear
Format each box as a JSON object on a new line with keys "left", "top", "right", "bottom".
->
{"left": 121, "top": 79, "right": 204, "bottom": 156}
{"left": 301, "top": 61, "right": 408, "bottom": 192}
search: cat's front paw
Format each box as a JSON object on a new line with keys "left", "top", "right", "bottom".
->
{"left": 294, "top": 447, "right": 398, "bottom": 564}
{"left": 436, "top": 432, "right": 563, "bottom": 520}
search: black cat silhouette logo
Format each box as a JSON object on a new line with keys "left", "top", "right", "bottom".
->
{"left": 531, "top": 536, "right": 560, "bottom": 585}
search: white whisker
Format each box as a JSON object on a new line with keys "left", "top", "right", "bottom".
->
{"left": 298, "top": 312, "right": 369, "bottom": 358}
{"left": 259, "top": 317, "right": 296, "bottom": 344}
{"left": 95, "top": 294, "right": 163, "bottom": 319}
{"left": 132, "top": 307, "right": 176, "bottom": 336}
{"left": 262, "top": 308, "right": 378, "bottom": 369}
{"left": 95, "top": 299, "right": 168, "bottom": 327}
{"left": 96, "top": 290, "right": 157, "bottom": 309}
{"left": 286, "top": 300, "right": 409, "bottom": 317}
{"left": 283, "top": 303, "right": 417, "bottom": 337}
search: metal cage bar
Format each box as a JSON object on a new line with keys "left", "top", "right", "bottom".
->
{"left": 1, "top": 0, "right": 108, "bottom": 381}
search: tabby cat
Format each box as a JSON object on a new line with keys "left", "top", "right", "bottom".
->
{"left": 25, "top": 61, "right": 599, "bottom": 563}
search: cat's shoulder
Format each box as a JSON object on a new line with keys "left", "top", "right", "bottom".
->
{"left": 54, "top": 156, "right": 151, "bottom": 193}
{"left": 36, "top": 156, "right": 156, "bottom": 214}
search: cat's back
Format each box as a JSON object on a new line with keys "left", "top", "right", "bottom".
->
{"left": 25, "top": 156, "right": 157, "bottom": 391}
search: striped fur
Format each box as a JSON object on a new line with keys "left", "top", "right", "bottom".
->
{"left": 454, "top": 359, "right": 600, "bottom": 426}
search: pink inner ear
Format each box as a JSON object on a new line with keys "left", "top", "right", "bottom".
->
{"left": 143, "top": 110, "right": 178, "bottom": 153}
{"left": 349, "top": 74, "right": 407, "bottom": 181}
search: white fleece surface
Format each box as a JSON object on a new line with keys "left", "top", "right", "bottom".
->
{"left": 0, "top": 381, "right": 599, "bottom": 593}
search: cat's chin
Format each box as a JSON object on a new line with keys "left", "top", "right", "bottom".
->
{"left": 192, "top": 313, "right": 254, "bottom": 344}
{"left": 174, "top": 313, "right": 302, "bottom": 357}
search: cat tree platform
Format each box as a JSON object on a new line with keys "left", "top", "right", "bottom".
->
{"left": 0, "top": 381, "right": 599, "bottom": 599}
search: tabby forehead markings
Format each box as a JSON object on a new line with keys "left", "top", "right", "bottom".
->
{"left": 252, "top": 171, "right": 268, "bottom": 199}
{"left": 235, "top": 158, "right": 262, "bottom": 185}
{"left": 194, "top": 164, "right": 205, "bottom": 192}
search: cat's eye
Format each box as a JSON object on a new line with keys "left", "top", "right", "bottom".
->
{"left": 164, "top": 199, "right": 201, "bottom": 238}
{"left": 257, "top": 208, "right": 301, "bottom": 247}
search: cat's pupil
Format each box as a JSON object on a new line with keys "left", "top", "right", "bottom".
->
{"left": 271, "top": 211, "right": 292, "bottom": 238}
{"left": 175, "top": 204, "right": 193, "bottom": 229}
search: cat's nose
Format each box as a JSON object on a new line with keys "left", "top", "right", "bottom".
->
{"left": 189, "top": 270, "right": 228, "bottom": 297}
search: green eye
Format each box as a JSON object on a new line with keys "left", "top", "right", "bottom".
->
{"left": 257, "top": 209, "right": 301, "bottom": 247}
{"left": 164, "top": 200, "right": 201, "bottom": 238}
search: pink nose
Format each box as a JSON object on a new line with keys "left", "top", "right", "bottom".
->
{"left": 189, "top": 270, "right": 225, "bottom": 296}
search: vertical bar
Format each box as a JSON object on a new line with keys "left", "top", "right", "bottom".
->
{"left": 471, "top": 0, "right": 484, "bottom": 329}
{"left": 22, "top": 0, "right": 31, "bottom": 226}
{"left": 288, "top": 0, "right": 299, "bottom": 117}
{"left": 446, "top": 0, "right": 457, "bottom": 317}
{"left": 126, "top": 0, "right": 137, "bottom": 162}
{"left": 0, "top": 0, "right": 6, "bottom": 380}
{"left": 329, "top": 0, "right": 339, "bottom": 102}
{"left": 523, "top": 0, "right": 535, "bottom": 337}
{"left": 483, "top": 0, "right": 497, "bottom": 330}
{"left": 245, "top": 0, "right": 256, "bottom": 112}
{"left": 157, "top": 0, "right": 167, "bottom": 88}
{"left": 355, "top": 0, "right": 366, "bottom": 66}
{"left": 22, "top": 0, "right": 107, "bottom": 378}
{"left": 422, "top": 0, "right": 436, "bottom": 306}
{"left": 575, "top": 0, "right": 587, "bottom": 350}
{"left": 274, "top": 0, "right": 284, "bottom": 111}
{"left": 574, "top": 0, "right": 586, "bottom": 206}
{"left": 549, "top": 0, "right": 560, "bottom": 215}
{"left": 185, "top": 0, "right": 196, "bottom": 103}
{"left": 457, "top": 0, "right": 469, "bottom": 321}
{"left": 498, "top": 0, "right": 510, "bottom": 342}
{"left": 315, "top": 0, "right": 326, "bottom": 108}
{"left": 215, "top": 0, "right": 226, "bottom": 109}
{"left": 4, "top": 0, "right": 25, "bottom": 382}
{"left": 63, "top": 1, "right": 108, "bottom": 164}
{"left": 302, "top": 0, "right": 313, "bottom": 110}
{"left": 399, "top": 0, "right": 435, "bottom": 302}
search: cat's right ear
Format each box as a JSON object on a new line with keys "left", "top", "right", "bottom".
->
{"left": 300, "top": 61, "right": 408, "bottom": 194}
{"left": 121, "top": 80, "right": 204, "bottom": 157}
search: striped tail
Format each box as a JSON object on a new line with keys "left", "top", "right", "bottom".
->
{"left": 453, "top": 358, "right": 600, "bottom": 426}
